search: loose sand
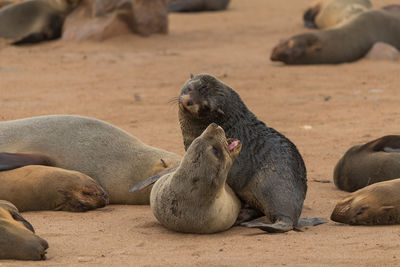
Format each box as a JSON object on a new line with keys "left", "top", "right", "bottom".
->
{"left": 0, "top": 0, "right": 399, "bottom": 266}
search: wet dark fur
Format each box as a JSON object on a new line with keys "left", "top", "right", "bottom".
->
{"left": 178, "top": 74, "right": 307, "bottom": 227}
{"left": 334, "top": 135, "right": 400, "bottom": 192}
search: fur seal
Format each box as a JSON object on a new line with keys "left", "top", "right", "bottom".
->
{"left": 303, "top": 0, "right": 372, "bottom": 29}
{"left": 150, "top": 123, "right": 241, "bottom": 234}
{"left": 176, "top": 74, "right": 310, "bottom": 233}
{"left": 0, "top": 200, "right": 48, "bottom": 260}
{"left": 331, "top": 179, "right": 400, "bottom": 225}
{"left": 169, "top": 0, "right": 230, "bottom": 12}
{"left": 271, "top": 9, "right": 400, "bottom": 64}
{"left": 0, "top": 115, "right": 181, "bottom": 204}
{"left": 0, "top": 0, "right": 80, "bottom": 45}
{"left": 0, "top": 165, "right": 109, "bottom": 212}
{"left": 334, "top": 135, "right": 400, "bottom": 192}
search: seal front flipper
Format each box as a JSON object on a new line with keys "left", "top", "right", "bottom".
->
{"left": 0, "top": 152, "right": 53, "bottom": 171}
{"left": 129, "top": 165, "right": 179, "bottom": 193}
{"left": 9, "top": 209, "right": 35, "bottom": 233}
{"left": 297, "top": 217, "right": 326, "bottom": 227}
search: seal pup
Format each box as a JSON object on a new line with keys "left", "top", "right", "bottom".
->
{"left": 0, "top": 115, "right": 181, "bottom": 204}
{"left": 331, "top": 179, "right": 400, "bottom": 225}
{"left": 271, "top": 9, "right": 400, "bottom": 64}
{"left": 151, "top": 123, "right": 241, "bottom": 234}
{"left": 0, "top": 0, "right": 81, "bottom": 44}
{"left": 0, "top": 165, "right": 109, "bottom": 212}
{"left": 169, "top": 0, "right": 230, "bottom": 12}
{"left": 334, "top": 135, "right": 400, "bottom": 192}
{"left": 0, "top": 200, "right": 48, "bottom": 260}
{"left": 303, "top": 0, "right": 372, "bottom": 29}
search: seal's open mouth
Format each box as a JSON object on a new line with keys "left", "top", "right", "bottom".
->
{"left": 227, "top": 138, "right": 242, "bottom": 157}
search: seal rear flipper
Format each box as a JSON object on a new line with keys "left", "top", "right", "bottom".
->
{"left": 129, "top": 165, "right": 179, "bottom": 193}
{"left": 241, "top": 220, "right": 293, "bottom": 233}
{"left": 297, "top": 217, "right": 327, "bottom": 227}
{"left": 366, "top": 135, "right": 400, "bottom": 152}
{"left": 234, "top": 207, "right": 263, "bottom": 225}
{"left": 0, "top": 152, "right": 53, "bottom": 171}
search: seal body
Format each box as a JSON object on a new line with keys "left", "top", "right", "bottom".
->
{"left": 151, "top": 123, "right": 241, "bottom": 234}
{"left": 271, "top": 9, "right": 400, "bottom": 64}
{"left": 303, "top": 0, "right": 372, "bottom": 29}
{"left": 334, "top": 135, "right": 400, "bottom": 192}
{"left": 0, "top": 200, "right": 48, "bottom": 260}
{"left": 0, "top": 0, "right": 80, "bottom": 44}
{"left": 0, "top": 165, "right": 109, "bottom": 212}
{"left": 169, "top": 0, "right": 230, "bottom": 12}
{"left": 177, "top": 74, "right": 307, "bottom": 232}
{"left": 331, "top": 179, "right": 400, "bottom": 225}
{"left": 0, "top": 115, "right": 181, "bottom": 204}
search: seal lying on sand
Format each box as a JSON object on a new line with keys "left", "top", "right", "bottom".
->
{"left": 303, "top": 0, "right": 372, "bottom": 29}
{"left": 0, "top": 165, "right": 109, "bottom": 212}
{"left": 0, "top": 200, "right": 48, "bottom": 260}
{"left": 331, "top": 179, "right": 400, "bottom": 225}
{"left": 0, "top": 115, "right": 181, "bottom": 204}
{"left": 169, "top": 0, "right": 230, "bottom": 12}
{"left": 0, "top": 0, "right": 80, "bottom": 44}
{"left": 334, "top": 135, "right": 400, "bottom": 192}
{"left": 151, "top": 123, "right": 241, "bottom": 234}
{"left": 271, "top": 9, "right": 400, "bottom": 64}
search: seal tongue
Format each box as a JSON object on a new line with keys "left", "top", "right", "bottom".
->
{"left": 228, "top": 140, "right": 240, "bottom": 151}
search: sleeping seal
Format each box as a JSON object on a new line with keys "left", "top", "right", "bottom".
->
{"left": 334, "top": 135, "right": 400, "bottom": 192}
{"left": 0, "top": 165, "right": 109, "bottom": 212}
{"left": 151, "top": 123, "right": 241, "bottom": 234}
{"left": 303, "top": 0, "right": 372, "bottom": 29}
{"left": 0, "top": 115, "right": 181, "bottom": 204}
{"left": 331, "top": 179, "right": 400, "bottom": 225}
{"left": 0, "top": 200, "right": 48, "bottom": 260}
{"left": 271, "top": 9, "right": 400, "bottom": 64}
{"left": 0, "top": 0, "right": 80, "bottom": 44}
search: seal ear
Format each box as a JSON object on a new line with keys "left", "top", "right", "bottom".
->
{"left": 190, "top": 73, "right": 194, "bottom": 79}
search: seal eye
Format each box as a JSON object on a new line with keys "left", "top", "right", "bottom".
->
{"left": 212, "top": 146, "right": 220, "bottom": 158}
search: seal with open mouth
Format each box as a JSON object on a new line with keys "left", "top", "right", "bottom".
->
{"left": 150, "top": 123, "right": 242, "bottom": 234}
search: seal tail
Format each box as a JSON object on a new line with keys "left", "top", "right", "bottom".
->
{"left": 129, "top": 165, "right": 178, "bottom": 193}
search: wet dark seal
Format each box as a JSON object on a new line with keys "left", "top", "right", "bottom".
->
{"left": 150, "top": 123, "right": 242, "bottom": 234}
{"left": 174, "top": 74, "right": 316, "bottom": 233}
{"left": 334, "top": 135, "right": 400, "bottom": 192}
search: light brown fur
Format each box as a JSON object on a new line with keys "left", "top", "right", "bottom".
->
{"left": 0, "top": 115, "right": 181, "bottom": 204}
{"left": 331, "top": 179, "right": 400, "bottom": 225}
{"left": 0, "top": 165, "right": 109, "bottom": 212}
{"left": 0, "top": 200, "right": 48, "bottom": 260}
{"left": 303, "top": 0, "right": 371, "bottom": 29}
{"left": 150, "top": 123, "right": 241, "bottom": 234}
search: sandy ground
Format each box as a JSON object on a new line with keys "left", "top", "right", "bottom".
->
{"left": 1, "top": 0, "right": 400, "bottom": 266}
